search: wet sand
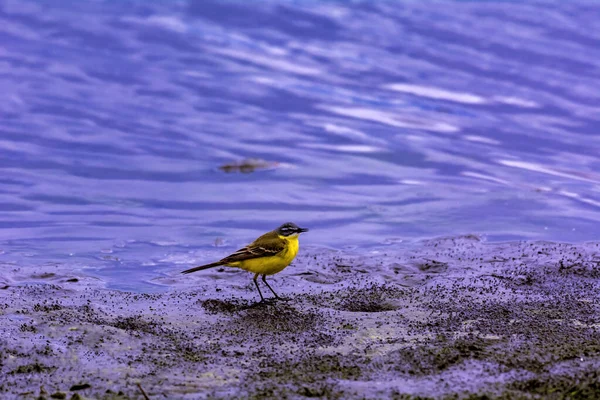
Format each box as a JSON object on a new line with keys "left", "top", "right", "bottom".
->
{"left": 1, "top": 236, "right": 599, "bottom": 399}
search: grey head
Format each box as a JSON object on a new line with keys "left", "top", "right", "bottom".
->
{"left": 276, "top": 222, "right": 309, "bottom": 236}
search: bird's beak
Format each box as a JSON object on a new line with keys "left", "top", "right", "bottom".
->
{"left": 298, "top": 227, "right": 309, "bottom": 233}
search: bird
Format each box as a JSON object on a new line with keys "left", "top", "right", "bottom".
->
{"left": 181, "top": 222, "right": 309, "bottom": 302}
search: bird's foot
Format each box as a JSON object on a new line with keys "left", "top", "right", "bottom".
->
{"left": 251, "top": 298, "right": 277, "bottom": 307}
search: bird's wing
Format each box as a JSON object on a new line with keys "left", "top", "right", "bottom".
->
{"left": 220, "top": 233, "right": 286, "bottom": 264}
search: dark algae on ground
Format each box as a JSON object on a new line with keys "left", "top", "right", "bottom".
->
{"left": 1, "top": 236, "right": 600, "bottom": 399}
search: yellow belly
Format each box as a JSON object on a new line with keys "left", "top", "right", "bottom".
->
{"left": 230, "top": 236, "right": 299, "bottom": 275}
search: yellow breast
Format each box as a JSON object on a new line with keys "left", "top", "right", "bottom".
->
{"left": 236, "top": 235, "right": 299, "bottom": 275}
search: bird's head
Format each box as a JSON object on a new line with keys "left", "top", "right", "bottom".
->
{"left": 276, "top": 222, "right": 309, "bottom": 237}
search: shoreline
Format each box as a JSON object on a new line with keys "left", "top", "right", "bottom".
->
{"left": 1, "top": 237, "right": 599, "bottom": 399}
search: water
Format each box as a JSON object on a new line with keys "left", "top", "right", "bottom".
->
{"left": 2, "top": 0, "right": 600, "bottom": 290}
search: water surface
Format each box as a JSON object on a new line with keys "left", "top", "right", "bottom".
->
{"left": 1, "top": 0, "right": 600, "bottom": 289}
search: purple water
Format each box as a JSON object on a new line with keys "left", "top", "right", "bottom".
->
{"left": 1, "top": 0, "right": 600, "bottom": 290}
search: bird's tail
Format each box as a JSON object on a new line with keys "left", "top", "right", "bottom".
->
{"left": 181, "top": 261, "right": 224, "bottom": 274}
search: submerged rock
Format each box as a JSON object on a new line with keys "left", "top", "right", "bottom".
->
{"left": 218, "top": 158, "right": 281, "bottom": 173}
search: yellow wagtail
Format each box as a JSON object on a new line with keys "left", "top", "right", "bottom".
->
{"left": 181, "top": 222, "right": 309, "bottom": 302}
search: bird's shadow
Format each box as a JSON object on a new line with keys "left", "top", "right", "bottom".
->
{"left": 200, "top": 296, "right": 323, "bottom": 334}
{"left": 201, "top": 296, "right": 287, "bottom": 314}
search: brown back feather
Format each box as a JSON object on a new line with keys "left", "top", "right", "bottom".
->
{"left": 219, "top": 231, "right": 286, "bottom": 264}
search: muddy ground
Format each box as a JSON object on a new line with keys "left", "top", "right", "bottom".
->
{"left": 1, "top": 236, "right": 599, "bottom": 399}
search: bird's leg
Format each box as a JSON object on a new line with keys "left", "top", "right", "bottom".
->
{"left": 253, "top": 273, "right": 265, "bottom": 302}
{"left": 261, "top": 274, "right": 281, "bottom": 299}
